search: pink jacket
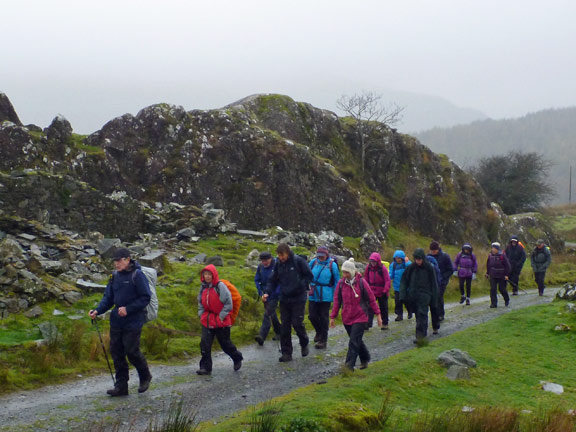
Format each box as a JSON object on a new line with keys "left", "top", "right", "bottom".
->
{"left": 331, "top": 275, "right": 380, "bottom": 325}
{"left": 364, "top": 252, "right": 391, "bottom": 297}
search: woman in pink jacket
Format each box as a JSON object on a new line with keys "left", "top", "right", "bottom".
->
{"left": 330, "top": 258, "right": 381, "bottom": 371}
{"left": 364, "top": 252, "right": 391, "bottom": 330}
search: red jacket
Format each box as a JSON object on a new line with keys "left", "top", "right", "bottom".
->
{"left": 198, "top": 264, "right": 233, "bottom": 328}
{"left": 331, "top": 275, "right": 380, "bottom": 325}
{"left": 364, "top": 252, "right": 391, "bottom": 297}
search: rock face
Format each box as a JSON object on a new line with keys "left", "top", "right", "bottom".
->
{"left": 0, "top": 92, "right": 562, "bottom": 246}
{"left": 0, "top": 93, "right": 22, "bottom": 125}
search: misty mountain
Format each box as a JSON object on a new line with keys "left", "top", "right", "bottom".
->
{"left": 415, "top": 107, "right": 576, "bottom": 205}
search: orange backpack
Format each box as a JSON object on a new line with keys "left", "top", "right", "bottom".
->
{"left": 220, "top": 279, "right": 242, "bottom": 324}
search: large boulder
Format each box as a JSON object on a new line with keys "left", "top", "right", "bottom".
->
{"left": 0, "top": 93, "right": 22, "bottom": 125}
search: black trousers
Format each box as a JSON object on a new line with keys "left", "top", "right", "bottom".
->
{"left": 489, "top": 277, "right": 510, "bottom": 307}
{"left": 394, "top": 291, "right": 411, "bottom": 318}
{"left": 459, "top": 277, "right": 472, "bottom": 298}
{"left": 412, "top": 297, "right": 441, "bottom": 339}
{"left": 344, "top": 323, "right": 370, "bottom": 368}
{"left": 368, "top": 295, "right": 389, "bottom": 327}
{"left": 199, "top": 326, "right": 243, "bottom": 372}
{"left": 279, "top": 301, "right": 309, "bottom": 356}
{"left": 110, "top": 326, "right": 150, "bottom": 387}
{"left": 534, "top": 271, "right": 546, "bottom": 294}
{"left": 509, "top": 269, "right": 522, "bottom": 293}
{"left": 308, "top": 301, "right": 332, "bottom": 343}
{"left": 259, "top": 298, "right": 281, "bottom": 340}
{"left": 437, "top": 282, "right": 448, "bottom": 318}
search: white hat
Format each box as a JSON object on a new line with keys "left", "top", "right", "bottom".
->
{"left": 341, "top": 258, "right": 356, "bottom": 277}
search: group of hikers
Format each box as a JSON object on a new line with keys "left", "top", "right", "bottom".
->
{"left": 88, "top": 237, "right": 552, "bottom": 397}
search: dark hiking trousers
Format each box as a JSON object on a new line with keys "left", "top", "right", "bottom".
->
{"left": 308, "top": 301, "right": 331, "bottom": 343}
{"left": 459, "top": 277, "right": 472, "bottom": 298}
{"left": 489, "top": 277, "right": 510, "bottom": 307}
{"left": 110, "top": 327, "right": 150, "bottom": 386}
{"left": 411, "top": 296, "right": 440, "bottom": 339}
{"left": 199, "top": 326, "right": 243, "bottom": 372}
{"left": 534, "top": 271, "right": 546, "bottom": 295}
{"left": 394, "top": 291, "right": 411, "bottom": 318}
{"left": 437, "top": 282, "right": 448, "bottom": 318}
{"left": 259, "top": 298, "right": 281, "bottom": 340}
{"left": 279, "top": 301, "right": 309, "bottom": 356}
{"left": 367, "top": 295, "right": 389, "bottom": 327}
{"left": 509, "top": 269, "right": 522, "bottom": 294}
{"left": 344, "top": 323, "right": 370, "bottom": 368}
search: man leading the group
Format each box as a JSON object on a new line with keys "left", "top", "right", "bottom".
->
{"left": 89, "top": 248, "right": 152, "bottom": 397}
{"left": 504, "top": 236, "right": 526, "bottom": 295}
{"left": 428, "top": 241, "right": 454, "bottom": 321}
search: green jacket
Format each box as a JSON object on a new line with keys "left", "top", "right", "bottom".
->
{"left": 399, "top": 261, "right": 439, "bottom": 309}
{"left": 531, "top": 246, "right": 551, "bottom": 273}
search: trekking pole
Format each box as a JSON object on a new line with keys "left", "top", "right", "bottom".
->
{"left": 92, "top": 318, "right": 116, "bottom": 386}
{"left": 508, "top": 279, "right": 528, "bottom": 294}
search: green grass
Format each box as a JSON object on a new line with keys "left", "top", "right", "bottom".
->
{"left": 206, "top": 300, "right": 576, "bottom": 431}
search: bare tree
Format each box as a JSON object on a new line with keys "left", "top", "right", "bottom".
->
{"left": 336, "top": 91, "right": 404, "bottom": 172}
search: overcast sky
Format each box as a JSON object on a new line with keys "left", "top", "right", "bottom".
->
{"left": 2, "top": 0, "right": 575, "bottom": 134}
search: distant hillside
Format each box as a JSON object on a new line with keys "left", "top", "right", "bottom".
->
{"left": 415, "top": 107, "right": 576, "bottom": 204}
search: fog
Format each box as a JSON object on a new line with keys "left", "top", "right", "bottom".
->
{"left": 2, "top": 0, "right": 575, "bottom": 133}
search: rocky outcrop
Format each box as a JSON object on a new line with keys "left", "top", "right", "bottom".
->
{"left": 0, "top": 92, "right": 562, "bottom": 246}
{"left": 0, "top": 93, "right": 22, "bottom": 125}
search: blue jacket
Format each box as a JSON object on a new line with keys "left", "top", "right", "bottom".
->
{"left": 308, "top": 257, "right": 340, "bottom": 302}
{"left": 255, "top": 258, "right": 279, "bottom": 298}
{"left": 96, "top": 261, "right": 151, "bottom": 330}
{"left": 390, "top": 250, "right": 411, "bottom": 292}
{"left": 426, "top": 254, "right": 443, "bottom": 288}
{"left": 266, "top": 252, "right": 313, "bottom": 303}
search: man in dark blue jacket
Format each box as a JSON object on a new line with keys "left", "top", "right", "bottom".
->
{"left": 89, "top": 248, "right": 152, "bottom": 397}
{"left": 428, "top": 241, "right": 454, "bottom": 321}
{"left": 263, "top": 243, "right": 313, "bottom": 362}
{"left": 254, "top": 251, "right": 281, "bottom": 346}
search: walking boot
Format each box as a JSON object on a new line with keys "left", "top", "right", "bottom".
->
{"left": 233, "top": 360, "right": 242, "bottom": 371}
{"left": 314, "top": 341, "right": 327, "bottom": 349}
{"left": 107, "top": 384, "right": 128, "bottom": 397}
{"left": 138, "top": 375, "right": 152, "bottom": 393}
{"left": 254, "top": 336, "right": 264, "bottom": 346}
{"left": 466, "top": 298, "right": 470, "bottom": 305}
{"left": 459, "top": 295, "right": 465, "bottom": 304}
{"left": 301, "top": 344, "right": 310, "bottom": 357}
{"left": 196, "top": 369, "right": 211, "bottom": 375}
{"left": 394, "top": 315, "right": 403, "bottom": 321}
{"left": 278, "top": 354, "right": 293, "bottom": 362}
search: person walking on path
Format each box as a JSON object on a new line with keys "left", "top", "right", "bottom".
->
{"left": 390, "top": 250, "right": 412, "bottom": 321}
{"left": 330, "top": 258, "right": 382, "bottom": 371}
{"left": 89, "top": 248, "right": 152, "bottom": 397}
{"left": 264, "top": 243, "right": 314, "bottom": 362}
{"left": 454, "top": 243, "right": 478, "bottom": 305}
{"left": 399, "top": 248, "right": 440, "bottom": 342}
{"left": 364, "top": 252, "right": 391, "bottom": 330}
{"left": 485, "top": 242, "right": 511, "bottom": 308}
{"left": 531, "top": 239, "right": 552, "bottom": 296}
{"left": 254, "top": 251, "right": 281, "bottom": 346}
{"left": 428, "top": 241, "right": 454, "bottom": 321}
{"left": 196, "top": 264, "right": 243, "bottom": 375}
{"left": 504, "top": 236, "right": 527, "bottom": 295}
{"left": 308, "top": 246, "right": 340, "bottom": 349}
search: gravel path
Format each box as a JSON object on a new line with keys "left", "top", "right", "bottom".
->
{"left": 0, "top": 288, "right": 558, "bottom": 431}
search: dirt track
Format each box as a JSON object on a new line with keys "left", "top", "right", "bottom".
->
{"left": 0, "top": 288, "right": 558, "bottom": 431}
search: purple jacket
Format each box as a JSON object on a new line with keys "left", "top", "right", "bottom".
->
{"left": 486, "top": 252, "right": 511, "bottom": 279}
{"left": 364, "top": 252, "right": 391, "bottom": 297}
{"left": 454, "top": 251, "right": 478, "bottom": 278}
{"left": 331, "top": 275, "right": 380, "bottom": 325}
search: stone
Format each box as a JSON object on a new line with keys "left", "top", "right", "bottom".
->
{"left": 437, "top": 349, "right": 477, "bottom": 368}
{"left": 192, "top": 253, "right": 207, "bottom": 264}
{"left": 38, "top": 321, "right": 59, "bottom": 343}
{"left": 205, "top": 255, "right": 224, "bottom": 267}
{"left": 0, "top": 238, "right": 25, "bottom": 261}
{"left": 176, "top": 227, "right": 196, "bottom": 241}
{"left": 60, "top": 291, "right": 83, "bottom": 304}
{"left": 17, "top": 233, "right": 36, "bottom": 241}
{"left": 237, "top": 230, "right": 268, "bottom": 237}
{"left": 52, "top": 309, "right": 65, "bottom": 316}
{"left": 139, "top": 250, "right": 166, "bottom": 275}
{"left": 446, "top": 365, "right": 470, "bottom": 380}
{"left": 75, "top": 279, "right": 107, "bottom": 294}
{"left": 360, "top": 232, "right": 383, "bottom": 259}
{"left": 0, "top": 93, "right": 22, "bottom": 125}
{"left": 18, "top": 269, "right": 41, "bottom": 282}
{"left": 541, "top": 381, "right": 564, "bottom": 395}
{"left": 97, "top": 238, "right": 122, "bottom": 259}
{"left": 24, "top": 306, "right": 43, "bottom": 318}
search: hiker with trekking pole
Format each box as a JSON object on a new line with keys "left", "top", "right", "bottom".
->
{"left": 504, "top": 236, "right": 527, "bottom": 295}
{"left": 254, "top": 251, "right": 281, "bottom": 347}
{"left": 88, "top": 248, "right": 153, "bottom": 397}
